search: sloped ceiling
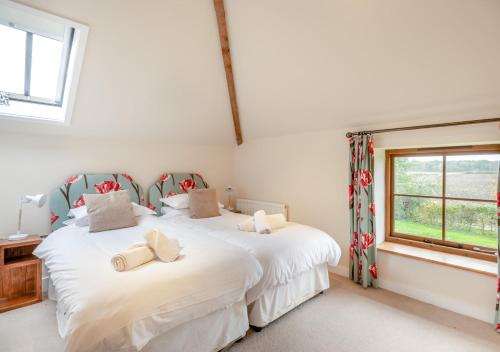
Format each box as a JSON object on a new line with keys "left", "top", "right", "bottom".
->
{"left": 2, "top": 0, "right": 500, "bottom": 144}
{"left": 226, "top": 0, "right": 500, "bottom": 139}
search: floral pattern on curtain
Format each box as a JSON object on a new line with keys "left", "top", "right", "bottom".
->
{"left": 348, "top": 134, "right": 377, "bottom": 288}
{"left": 495, "top": 166, "right": 499, "bottom": 333}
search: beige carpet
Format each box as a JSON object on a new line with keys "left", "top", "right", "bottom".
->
{"left": 1, "top": 276, "right": 499, "bottom": 352}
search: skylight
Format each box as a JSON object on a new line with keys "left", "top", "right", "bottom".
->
{"left": 0, "top": 0, "right": 88, "bottom": 124}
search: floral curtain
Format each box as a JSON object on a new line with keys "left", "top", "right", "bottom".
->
{"left": 496, "top": 165, "right": 499, "bottom": 333}
{"left": 348, "top": 134, "right": 377, "bottom": 288}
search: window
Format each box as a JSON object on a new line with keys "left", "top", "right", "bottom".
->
{"left": 0, "top": 23, "right": 72, "bottom": 106}
{"left": 385, "top": 144, "right": 499, "bottom": 261}
{"left": 0, "top": 0, "right": 88, "bottom": 124}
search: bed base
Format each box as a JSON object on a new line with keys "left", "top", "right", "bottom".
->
{"left": 248, "top": 263, "right": 330, "bottom": 329}
{"left": 49, "top": 277, "right": 249, "bottom": 352}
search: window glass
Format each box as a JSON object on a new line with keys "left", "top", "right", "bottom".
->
{"left": 30, "top": 33, "right": 63, "bottom": 101}
{"left": 389, "top": 147, "right": 499, "bottom": 257}
{"left": 0, "top": 24, "right": 25, "bottom": 94}
{"left": 445, "top": 154, "right": 499, "bottom": 201}
{"left": 394, "top": 196, "right": 442, "bottom": 240}
{"left": 445, "top": 200, "right": 497, "bottom": 249}
{"left": 394, "top": 156, "right": 442, "bottom": 196}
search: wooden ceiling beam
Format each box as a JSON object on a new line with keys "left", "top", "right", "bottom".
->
{"left": 213, "top": 0, "right": 243, "bottom": 145}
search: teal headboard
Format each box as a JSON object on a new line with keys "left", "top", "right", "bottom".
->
{"left": 50, "top": 173, "right": 144, "bottom": 231}
{"left": 148, "top": 173, "right": 208, "bottom": 215}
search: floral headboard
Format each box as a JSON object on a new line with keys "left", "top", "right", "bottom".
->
{"left": 50, "top": 173, "right": 144, "bottom": 231}
{"left": 148, "top": 173, "right": 208, "bottom": 215}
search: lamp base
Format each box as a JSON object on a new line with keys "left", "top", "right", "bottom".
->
{"left": 7, "top": 233, "right": 29, "bottom": 241}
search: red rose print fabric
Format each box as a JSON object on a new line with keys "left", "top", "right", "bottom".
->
{"left": 159, "top": 174, "right": 170, "bottom": 183}
{"left": 348, "top": 134, "right": 377, "bottom": 288}
{"left": 495, "top": 172, "right": 499, "bottom": 333}
{"left": 73, "top": 195, "right": 85, "bottom": 208}
{"left": 65, "top": 175, "right": 81, "bottom": 185}
{"left": 50, "top": 211, "right": 59, "bottom": 225}
{"left": 51, "top": 174, "right": 144, "bottom": 231}
{"left": 95, "top": 180, "right": 121, "bottom": 194}
{"left": 179, "top": 178, "right": 196, "bottom": 193}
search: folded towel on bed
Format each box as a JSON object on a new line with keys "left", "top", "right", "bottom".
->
{"left": 144, "top": 228, "right": 182, "bottom": 262}
{"left": 111, "top": 245, "right": 155, "bottom": 272}
{"left": 254, "top": 210, "right": 272, "bottom": 234}
{"left": 238, "top": 213, "right": 288, "bottom": 233}
{"left": 267, "top": 213, "right": 287, "bottom": 230}
{"left": 237, "top": 217, "right": 256, "bottom": 231}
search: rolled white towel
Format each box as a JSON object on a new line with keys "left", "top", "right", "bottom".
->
{"left": 267, "top": 213, "right": 287, "bottom": 230}
{"left": 237, "top": 217, "right": 255, "bottom": 232}
{"left": 144, "top": 228, "right": 182, "bottom": 262}
{"left": 111, "top": 244, "right": 155, "bottom": 272}
{"left": 237, "top": 213, "right": 288, "bottom": 233}
{"left": 254, "top": 210, "right": 272, "bottom": 234}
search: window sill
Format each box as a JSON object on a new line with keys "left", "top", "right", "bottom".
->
{"left": 378, "top": 242, "right": 497, "bottom": 277}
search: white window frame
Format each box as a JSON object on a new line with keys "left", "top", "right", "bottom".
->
{"left": 0, "top": 0, "right": 89, "bottom": 125}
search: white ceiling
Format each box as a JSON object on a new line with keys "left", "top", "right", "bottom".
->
{"left": 226, "top": 0, "right": 500, "bottom": 139}
{"left": 2, "top": 0, "right": 500, "bottom": 144}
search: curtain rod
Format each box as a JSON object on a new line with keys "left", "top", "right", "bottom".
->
{"left": 345, "top": 117, "right": 500, "bottom": 137}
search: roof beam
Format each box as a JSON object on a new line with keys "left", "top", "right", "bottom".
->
{"left": 213, "top": 0, "right": 243, "bottom": 145}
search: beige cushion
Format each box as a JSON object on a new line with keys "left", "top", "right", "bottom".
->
{"left": 84, "top": 190, "right": 137, "bottom": 232}
{"left": 188, "top": 188, "right": 220, "bottom": 219}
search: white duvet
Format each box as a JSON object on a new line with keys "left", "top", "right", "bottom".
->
{"left": 160, "top": 210, "right": 341, "bottom": 302}
{"left": 34, "top": 216, "right": 262, "bottom": 352}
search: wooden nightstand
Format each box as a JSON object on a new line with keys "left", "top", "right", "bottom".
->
{"left": 0, "top": 235, "right": 42, "bottom": 313}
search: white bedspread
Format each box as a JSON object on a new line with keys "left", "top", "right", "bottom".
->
{"left": 34, "top": 216, "right": 262, "bottom": 352}
{"left": 160, "top": 211, "right": 341, "bottom": 303}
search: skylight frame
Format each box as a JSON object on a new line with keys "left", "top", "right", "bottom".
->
{"left": 0, "top": 0, "right": 89, "bottom": 125}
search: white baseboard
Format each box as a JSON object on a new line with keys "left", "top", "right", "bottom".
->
{"left": 328, "top": 264, "right": 493, "bottom": 323}
{"left": 377, "top": 277, "right": 493, "bottom": 323}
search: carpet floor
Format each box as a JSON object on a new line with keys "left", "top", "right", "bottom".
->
{"left": 1, "top": 276, "right": 499, "bottom": 352}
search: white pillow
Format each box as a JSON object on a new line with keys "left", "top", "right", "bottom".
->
{"left": 67, "top": 206, "right": 87, "bottom": 219}
{"left": 160, "top": 194, "right": 189, "bottom": 209}
{"left": 131, "top": 202, "right": 157, "bottom": 216}
{"left": 161, "top": 207, "right": 190, "bottom": 219}
{"left": 62, "top": 218, "right": 76, "bottom": 226}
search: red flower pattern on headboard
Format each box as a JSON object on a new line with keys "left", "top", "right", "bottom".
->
{"left": 95, "top": 180, "right": 121, "bottom": 194}
{"left": 179, "top": 179, "right": 196, "bottom": 193}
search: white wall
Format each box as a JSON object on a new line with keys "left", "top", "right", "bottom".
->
{"left": 233, "top": 121, "right": 499, "bottom": 322}
{"left": 0, "top": 133, "right": 233, "bottom": 236}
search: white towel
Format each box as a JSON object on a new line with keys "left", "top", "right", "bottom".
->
{"left": 254, "top": 210, "right": 272, "bottom": 234}
{"left": 111, "top": 244, "right": 155, "bottom": 272}
{"left": 237, "top": 213, "right": 288, "bottom": 233}
{"left": 144, "top": 228, "right": 182, "bottom": 262}
{"left": 237, "top": 217, "right": 255, "bottom": 232}
{"left": 267, "top": 213, "right": 287, "bottom": 230}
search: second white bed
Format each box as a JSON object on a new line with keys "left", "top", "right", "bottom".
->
{"left": 160, "top": 209, "right": 342, "bottom": 328}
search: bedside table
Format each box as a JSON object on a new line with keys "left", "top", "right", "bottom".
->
{"left": 0, "top": 235, "right": 42, "bottom": 313}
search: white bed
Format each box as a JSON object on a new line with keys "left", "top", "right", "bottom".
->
{"left": 35, "top": 215, "right": 263, "bottom": 352}
{"left": 160, "top": 208, "right": 342, "bottom": 328}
